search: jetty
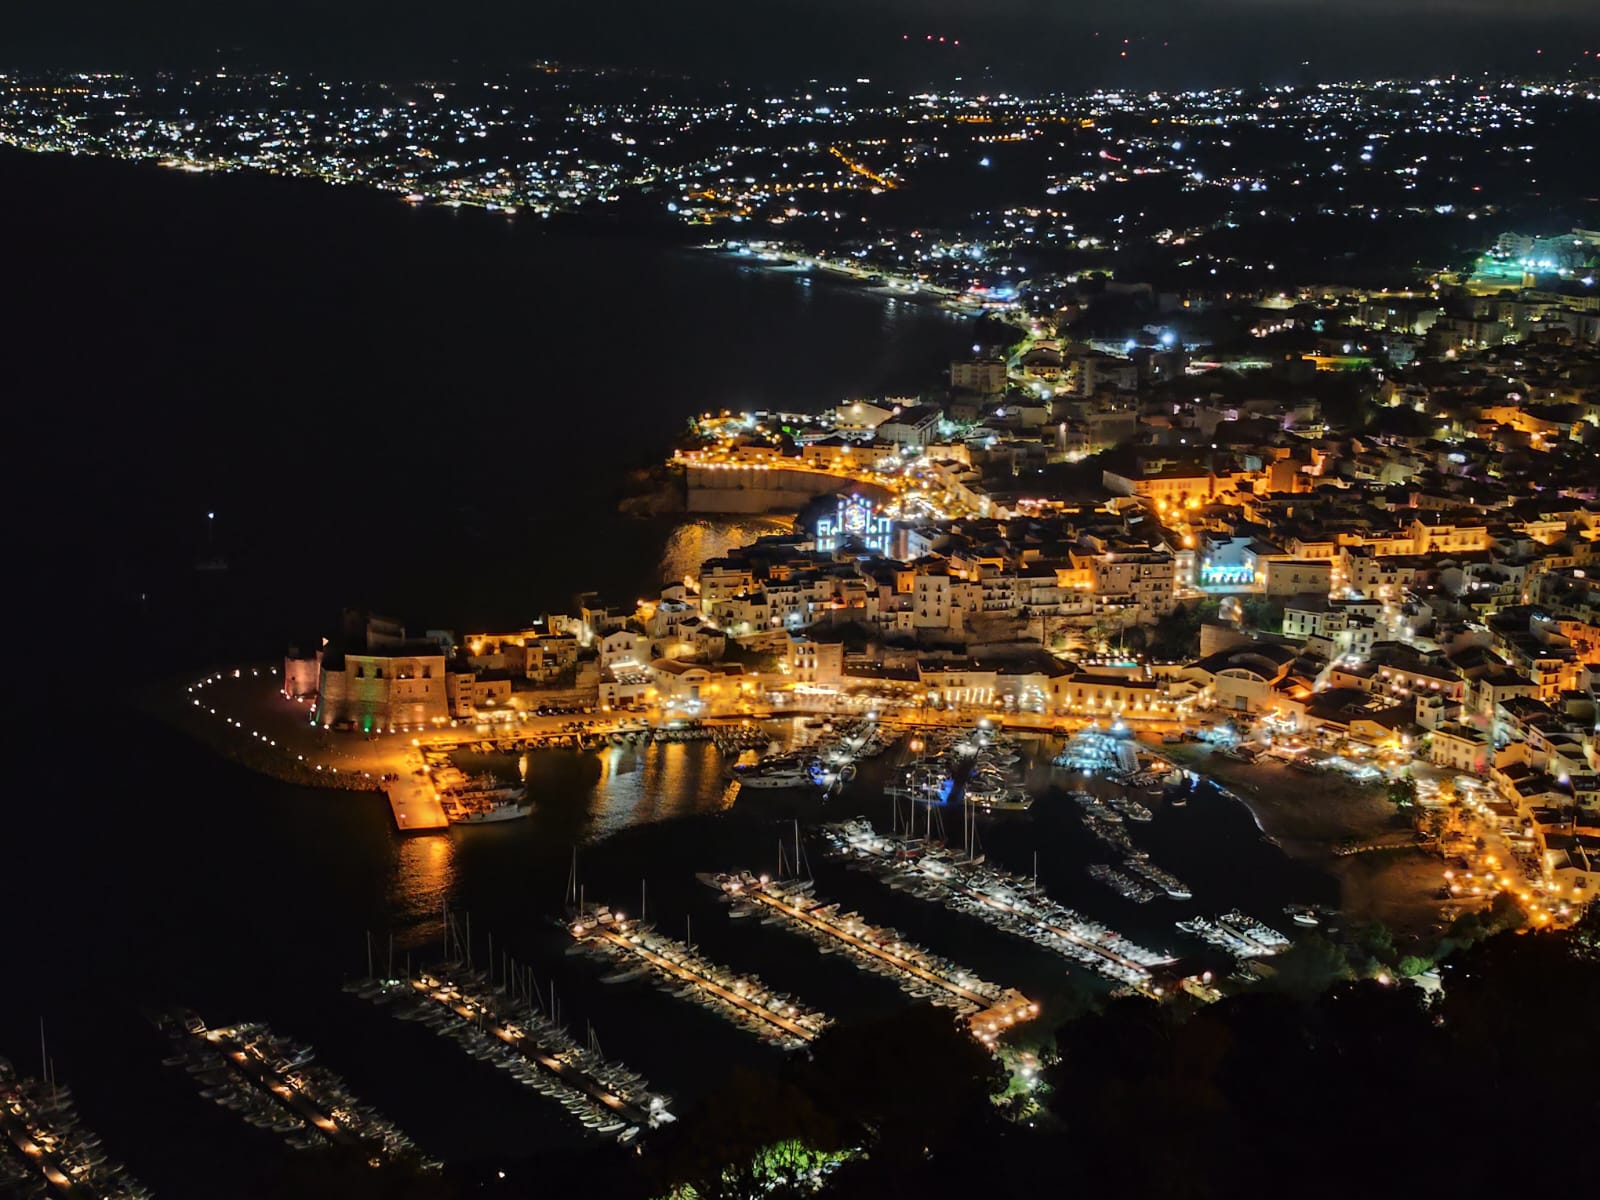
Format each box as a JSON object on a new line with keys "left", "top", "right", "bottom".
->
{"left": 567, "top": 906, "right": 830, "bottom": 1049}
{"left": 386, "top": 755, "right": 448, "bottom": 832}
{"left": 703, "top": 870, "right": 1037, "bottom": 1045}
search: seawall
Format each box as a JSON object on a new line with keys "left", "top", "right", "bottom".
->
{"left": 684, "top": 465, "right": 890, "bottom": 513}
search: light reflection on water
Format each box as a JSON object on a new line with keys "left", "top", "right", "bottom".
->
{"left": 389, "top": 833, "right": 458, "bottom": 949}
{"left": 586, "top": 742, "right": 739, "bottom": 837}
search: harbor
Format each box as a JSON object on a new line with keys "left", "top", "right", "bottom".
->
{"left": 698, "top": 869, "right": 1038, "bottom": 1045}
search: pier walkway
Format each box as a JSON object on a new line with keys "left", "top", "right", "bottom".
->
{"left": 406, "top": 977, "right": 659, "bottom": 1130}
{"left": 583, "top": 926, "right": 821, "bottom": 1044}
{"left": 826, "top": 827, "right": 1162, "bottom": 988}
{"left": 735, "top": 885, "right": 1036, "bottom": 1037}
{"left": 386, "top": 757, "right": 447, "bottom": 832}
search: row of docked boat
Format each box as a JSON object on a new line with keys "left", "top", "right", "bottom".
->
{"left": 698, "top": 871, "right": 1030, "bottom": 1030}
{"left": 0, "top": 1056, "right": 151, "bottom": 1200}
{"left": 1052, "top": 728, "right": 1134, "bottom": 774}
{"left": 1082, "top": 812, "right": 1140, "bottom": 857}
{"left": 1072, "top": 790, "right": 1152, "bottom": 824}
{"left": 1125, "top": 858, "right": 1193, "bottom": 900}
{"left": 730, "top": 717, "right": 892, "bottom": 791}
{"left": 159, "top": 1011, "right": 432, "bottom": 1164}
{"left": 1107, "top": 792, "right": 1154, "bottom": 822}
{"left": 1107, "top": 767, "right": 1168, "bottom": 795}
{"left": 963, "top": 730, "right": 1033, "bottom": 813}
{"left": 729, "top": 753, "right": 829, "bottom": 790}
{"left": 566, "top": 904, "right": 832, "bottom": 1050}
{"left": 819, "top": 820, "right": 1175, "bottom": 990}
{"left": 1087, "top": 864, "right": 1158, "bottom": 903}
{"left": 650, "top": 723, "right": 716, "bottom": 743}
{"left": 348, "top": 964, "right": 670, "bottom": 1142}
{"left": 1176, "top": 910, "right": 1293, "bottom": 959}
{"left": 424, "top": 754, "right": 532, "bottom": 824}
{"left": 1073, "top": 793, "right": 1122, "bottom": 823}
{"left": 711, "top": 725, "right": 777, "bottom": 754}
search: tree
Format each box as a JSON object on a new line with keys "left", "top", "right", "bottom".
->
{"left": 1396, "top": 954, "right": 1433, "bottom": 978}
{"left": 1147, "top": 597, "right": 1218, "bottom": 661}
{"left": 1238, "top": 597, "right": 1284, "bottom": 634}
{"left": 1485, "top": 889, "right": 1527, "bottom": 933}
{"left": 1353, "top": 920, "right": 1397, "bottom": 966}
{"left": 653, "top": 1068, "right": 844, "bottom": 1200}
{"left": 1266, "top": 932, "right": 1354, "bottom": 997}
{"left": 801, "top": 1006, "right": 1003, "bottom": 1170}
{"left": 1386, "top": 775, "right": 1417, "bottom": 810}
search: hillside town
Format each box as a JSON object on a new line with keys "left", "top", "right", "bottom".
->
{"left": 277, "top": 261, "right": 1600, "bottom": 923}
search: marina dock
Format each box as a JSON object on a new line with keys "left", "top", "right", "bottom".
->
{"left": 1, "top": 1057, "right": 150, "bottom": 1200}
{"left": 386, "top": 759, "right": 448, "bottom": 832}
{"left": 705, "top": 872, "right": 1036, "bottom": 1044}
{"left": 821, "top": 820, "right": 1175, "bottom": 992}
{"left": 352, "top": 963, "right": 673, "bottom": 1140}
{"left": 569, "top": 909, "right": 830, "bottom": 1048}
{"left": 162, "top": 1013, "right": 429, "bottom": 1163}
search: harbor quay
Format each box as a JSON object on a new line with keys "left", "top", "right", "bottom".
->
{"left": 157, "top": 646, "right": 1575, "bottom": 943}
{"left": 162, "top": 661, "right": 1192, "bottom": 834}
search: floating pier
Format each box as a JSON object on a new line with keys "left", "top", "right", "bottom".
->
{"left": 161, "top": 1012, "right": 431, "bottom": 1164}
{"left": 704, "top": 871, "right": 1037, "bottom": 1045}
{"left": 1, "top": 1055, "right": 151, "bottom": 1200}
{"left": 568, "top": 907, "right": 830, "bottom": 1049}
{"left": 353, "top": 963, "right": 672, "bottom": 1141}
{"left": 821, "top": 820, "right": 1175, "bottom": 992}
{"left": 386, "top": 761, "right": 448, "bottom": 832}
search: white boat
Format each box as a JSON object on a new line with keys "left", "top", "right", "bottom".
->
{"left": 732, "top": 770, "right": 812, "bottom": 789}
{"left": 1087, "top": 864, "right": 1157, "bottom": 903}
{"left": 448, "top": 799, "right": 532, "bottom": 825}
{"left": 1217, "top": 910, "right": 1292, "bottom": 952}
{"left": 1125, "top": 858, "right": 1192, "bottom": 901}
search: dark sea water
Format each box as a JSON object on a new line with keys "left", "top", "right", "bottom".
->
{"left": 6, "top": 149, "right": 1332, "bottom": 1196}
{"left": 5, "top": 146, "right": 974, "bottom": 650}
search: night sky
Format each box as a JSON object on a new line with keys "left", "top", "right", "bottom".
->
{"left": 10, "top": 0, "right": 1600, "bottom": 85}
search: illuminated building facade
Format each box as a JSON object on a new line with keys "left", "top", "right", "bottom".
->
{"left": 816, "top": 493, "right": 893, "bottom": 556}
